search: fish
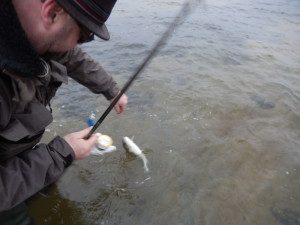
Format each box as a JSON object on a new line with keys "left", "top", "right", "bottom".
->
{"left": 122, "top": 137, "right": 149, "bottom": 172}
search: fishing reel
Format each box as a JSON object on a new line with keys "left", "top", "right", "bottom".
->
{"left": 96, "top": 134, "right": 113, "bottom": 150}
{"left": 91, "top": 133, "right": 117, "bottom": 156}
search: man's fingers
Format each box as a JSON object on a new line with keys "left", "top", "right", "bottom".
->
{"left": 75, "top": 127, "right": 93, "bottom": 138}
{"left": 114, "top": 105, "right": 121, "bottom": 114}
{"left": 110, "top": 94, "right": 128, "bottom": 114}
{"left": 84, "top": 135, "right": 98, "bottom": 151}
{"left": 63, "top": 127, "right": 98, "bottom": 160}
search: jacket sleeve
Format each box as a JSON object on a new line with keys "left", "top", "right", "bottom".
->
{"left": 0, "top": 136, "right": 75, "bottom": 211}
{"left": 51, "top": 46, "right": 120, "bottom": 100}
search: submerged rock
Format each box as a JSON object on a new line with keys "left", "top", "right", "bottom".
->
{"left": 250, "top": 95, "right": 275, "bottom": 109}
{"left": 271, "top": 207, "right": 300, "bottom": 225}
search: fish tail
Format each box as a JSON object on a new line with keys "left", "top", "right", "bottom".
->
{"left": 139, "top": 153, "right": 149, "bottom": 173}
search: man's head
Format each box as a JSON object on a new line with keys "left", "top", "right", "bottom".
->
{"left": 55, "top": 0, "right": 117, "bottom": 41}
{"left": 12, "top": 0, "right": 117, "bottom": 54}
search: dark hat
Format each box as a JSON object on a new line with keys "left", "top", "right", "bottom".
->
{"left": 55, "top": 0, "right": 117, "bottom": 40}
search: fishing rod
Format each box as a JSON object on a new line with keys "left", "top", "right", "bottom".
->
{"left": 85, "top": 0, "right": 195, "bottom": 139}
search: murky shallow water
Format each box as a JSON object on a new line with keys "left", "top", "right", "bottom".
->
{"left": 28, "top": 0, "right": 300, "bottom": 224}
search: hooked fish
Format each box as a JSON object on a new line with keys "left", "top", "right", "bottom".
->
{"left": 122, "top": 137, "right": 149, "bottom": 172}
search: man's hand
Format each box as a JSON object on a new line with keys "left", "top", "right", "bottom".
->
{"left": 63, "top": 127, "right": 98, "bottom": 160}
{"left": 110, "top": 93, "right": 128, "bottom": 114}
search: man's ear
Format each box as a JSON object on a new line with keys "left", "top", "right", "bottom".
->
{"left": 41, "top": 0, "right": 65, "bottom": 26}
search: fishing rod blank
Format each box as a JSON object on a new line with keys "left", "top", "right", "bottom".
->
{"left": 85, "top": 1, "right": 194, "bottom": 139}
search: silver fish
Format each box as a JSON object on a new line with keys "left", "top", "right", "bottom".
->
{"left": 122, "top": 137, "right": 149, "bottom": 172}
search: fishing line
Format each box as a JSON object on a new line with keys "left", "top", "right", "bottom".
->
{"left": 85, "top": 0, "right": 199, "bottom": 139}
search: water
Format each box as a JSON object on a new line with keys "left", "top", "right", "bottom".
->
{"left": 28, "top": 0, "right": 300, "bottom": 224}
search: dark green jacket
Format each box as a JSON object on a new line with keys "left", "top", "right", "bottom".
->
{"left": 0, "top": 0, "right": 119, "bottom": 211}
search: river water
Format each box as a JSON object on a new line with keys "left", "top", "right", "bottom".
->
{"left": 28, "top": 0, "right": 300, "bottom": 224}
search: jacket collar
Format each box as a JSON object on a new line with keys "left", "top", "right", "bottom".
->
{"left": 0, "top": 0, "right": 45, "bottom": 78}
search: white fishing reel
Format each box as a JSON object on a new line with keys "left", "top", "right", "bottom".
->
{"left": 91, "top": 133, "right": 117, "bottom": 156}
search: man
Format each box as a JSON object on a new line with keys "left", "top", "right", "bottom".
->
{"left": 0, "top": 0, "right": 127, "bottom": 223}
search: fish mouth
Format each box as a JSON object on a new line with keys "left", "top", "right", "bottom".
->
{"left": 122, "top": 137, "right": 129, "bottom": 151}
{"left": 122, "top": 137, "right": 129, "bottom": 145}
{"left": 121, "top": 137, "right": 126, "bottom": 145}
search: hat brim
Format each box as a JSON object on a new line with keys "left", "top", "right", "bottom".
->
{"left": 55, "top": 0, "right": 110, "bottom": 40}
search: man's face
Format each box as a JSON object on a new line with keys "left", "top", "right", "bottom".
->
{"left": 45, "top": 15, "right": 83, "bottom": 53}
